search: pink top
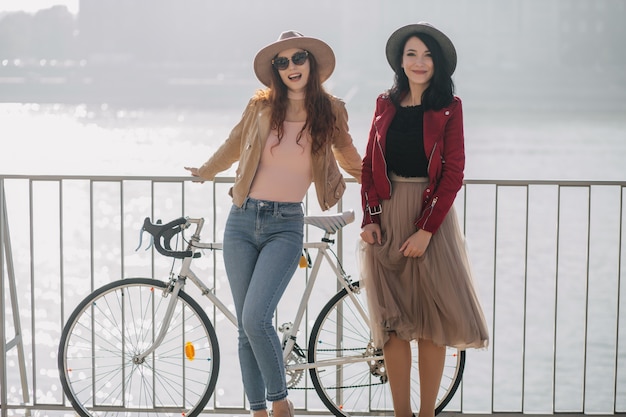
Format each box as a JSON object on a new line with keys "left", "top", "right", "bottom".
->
{"left": 249, "top": 120, "right": 313, "bottom": 203}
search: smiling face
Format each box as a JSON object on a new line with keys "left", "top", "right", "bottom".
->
{"left": 401, "top": 36, "right": 434, "bottom": 90}
{"left": 274, "top": 47, "right": 310, "bottom": 94}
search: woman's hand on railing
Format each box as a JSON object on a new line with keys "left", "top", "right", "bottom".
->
{"left": 184, "top": 166, "right": 205, "bottom": 183}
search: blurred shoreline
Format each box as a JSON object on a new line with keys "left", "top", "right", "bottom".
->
{"left": 1, "top": 63, "right": 625, "bottom": 111}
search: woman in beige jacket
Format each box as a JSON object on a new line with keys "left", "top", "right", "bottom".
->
{"left": 186, "top": 30, "right": 361, "bottom": 417}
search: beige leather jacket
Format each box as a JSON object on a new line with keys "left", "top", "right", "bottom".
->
{"left": 197, "top": 95, "right": 362, "bottom": 211}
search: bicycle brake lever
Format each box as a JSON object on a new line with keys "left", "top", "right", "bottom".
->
{"left": 135, "top": 219, "right": 159, "bottom": 251}
{"left": 135, "top": 228, "right": 144, "bottom": 251}
{"left": 135, "top": 228, "right": 154, "bottom": 251}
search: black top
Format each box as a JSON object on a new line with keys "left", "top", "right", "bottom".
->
{"left": 386, "top": 105, "right": 428, "bottom": 178}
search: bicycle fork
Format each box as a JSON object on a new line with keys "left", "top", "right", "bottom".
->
{"left": 132, "top": 276, "right": 185, "bottom": 364}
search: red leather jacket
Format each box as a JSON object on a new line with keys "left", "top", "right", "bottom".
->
{"left": 360, "top": 94, "right": 465, "bottom": 234}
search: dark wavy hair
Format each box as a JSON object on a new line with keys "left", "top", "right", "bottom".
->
{"left": 253, "top": 52, "right": 336, "bottom": 155}
{"left": 388, "top": 32, "right": 455, "bottom": 111}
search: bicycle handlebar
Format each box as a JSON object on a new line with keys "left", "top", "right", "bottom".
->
{"left": 139, "top": 210, "right": 355, "bottom": 259}
{"left": 141, "top": 217, "right": 195, "bottom": 259}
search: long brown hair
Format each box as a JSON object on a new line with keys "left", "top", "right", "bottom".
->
{"left": 253, "top": 52, "right": 336, "bottom": 155}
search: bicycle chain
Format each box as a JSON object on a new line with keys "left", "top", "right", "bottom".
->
{"left": 288, "top": 347, "right": 386, "bottom": 390}
{"left": 315, "top": 347, "right": 368, "bottom": 352}
{"left": 288, "top": 381, "right": 386, "bottom": 390}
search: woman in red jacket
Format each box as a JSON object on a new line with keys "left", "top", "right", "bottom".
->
{"left": 360, "top": 22, "right": 489, "bottom": 417}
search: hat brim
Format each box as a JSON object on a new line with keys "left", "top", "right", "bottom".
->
{"left": 386, "top": 23, "right": 457, "bottom": 75}
{"left": 254, "top": 36, "right": 335, "bottom": 87}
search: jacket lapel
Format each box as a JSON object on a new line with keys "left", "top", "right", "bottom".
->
{"left": 374, "top": 100, "right": 396, "bottom": 152}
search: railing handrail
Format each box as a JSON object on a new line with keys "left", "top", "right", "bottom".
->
{"left": 1, "top": 173, "right": 625, "bottom": 187}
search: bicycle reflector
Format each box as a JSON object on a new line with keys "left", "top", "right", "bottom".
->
{"left": 299, "top": 249, "right": 311, "bottom": 268}
{"left": 185, "top": 341, "right": 195, "bottom": 361}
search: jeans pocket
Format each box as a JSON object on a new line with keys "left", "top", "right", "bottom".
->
{"left": 276, "top": 205, "right": 304, "bottom": 221}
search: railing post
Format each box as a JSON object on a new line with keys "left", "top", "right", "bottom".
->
{"left": 0, "top": 180, "right": 31, "bottom": 417}
{"left": 1, "top": 179, "right": 6, "bottom": 417}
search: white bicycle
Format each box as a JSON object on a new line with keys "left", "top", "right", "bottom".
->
{"left": 58, "top": 210, "right": 465, "bottom": 417}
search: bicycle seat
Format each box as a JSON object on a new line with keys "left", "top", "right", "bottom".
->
{"left": 304, "top": 210, "right": 354, "bottom": 234}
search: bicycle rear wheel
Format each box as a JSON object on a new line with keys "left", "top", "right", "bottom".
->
{"left": 58, "top": 278, "right": 220, "bottom": 417}
{"left": 308, "top": 281, "right": 465, "bottom": 417}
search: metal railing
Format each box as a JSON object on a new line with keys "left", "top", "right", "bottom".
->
{"left": 1, "top": 175, "right": 624, "bottom": 416}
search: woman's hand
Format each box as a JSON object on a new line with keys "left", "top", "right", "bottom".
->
{"left": 184, "top": 166, "right": 205, "bottom": 183}
{"left": 399, "top": 229, "right": 432, "bottom": 258}
{"left": 184, "top": 166, "right": 199, "bottom": 176}
{"left": 360, "top": 223, "right": 382, "bottom": 245}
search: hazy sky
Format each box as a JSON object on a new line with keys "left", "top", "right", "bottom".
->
{"left": 0, "top": 0, "right": 78, "bottom": 13}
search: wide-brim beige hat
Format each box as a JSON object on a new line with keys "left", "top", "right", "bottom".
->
{"left": 386, "top": 22, "right": 457, "bottom": 75}
{"left": 253, "top": 30, "right": 336, "bottom": 87}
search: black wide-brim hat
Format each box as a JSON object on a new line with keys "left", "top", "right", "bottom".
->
{"left": 386, "top": 22, "right": 457, "bottom": 75}
{"left": 254, "top": 30, "right": 336, "bottom": 87}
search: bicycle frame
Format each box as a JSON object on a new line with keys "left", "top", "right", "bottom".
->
{"left": 281, "top": 240, "right": 375, "bottom": 371}
{"left": 134, "top": 216, "right": 381, "bottom": 372}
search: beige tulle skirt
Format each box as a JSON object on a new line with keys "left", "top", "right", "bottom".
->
{"left": 360, "top": 174, "right": 489, "bottom": 350}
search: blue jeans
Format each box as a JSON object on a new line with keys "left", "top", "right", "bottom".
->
{"left": 222, "top": 198, "right": 304, "bottom": 411}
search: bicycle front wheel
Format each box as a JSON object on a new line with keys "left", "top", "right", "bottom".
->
{"left": 58, "top": 278, "right": 220, "bottom": 417}
{"left": 308, "top": 280, "right": 465, "bottom": 417}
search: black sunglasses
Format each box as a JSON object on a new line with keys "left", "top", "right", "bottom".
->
{"left": 272, "top": 51, "right": 309, "bottom": 71}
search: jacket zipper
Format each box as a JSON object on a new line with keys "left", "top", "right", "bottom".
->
{"left": 421, "top": 196, "right": 438, "bottom": 230}
{"left": 427, "top": 142, "right": 437, "bottom": 172}
{"left": 417, "top": 141, "right": 439, "bottom": 230}
{"left": 376, "top": 139, "right": 392, "bottom": 196}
